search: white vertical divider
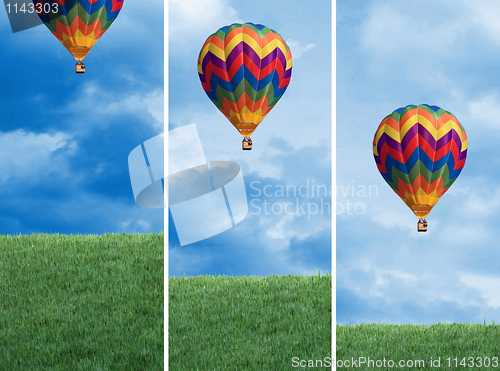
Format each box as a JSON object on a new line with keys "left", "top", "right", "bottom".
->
{"left": 164, "top": 0, "right": 169, "bottom": 368}
{"left": 332, "top": 0, "right": 337, "bottom": 365}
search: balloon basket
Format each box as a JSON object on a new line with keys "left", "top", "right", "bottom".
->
{"left": 417, "top": 220, "right": 428, "bottom": 232}
{"left": 242, "top": 139, "right": 252, "bottom": 150}
{"left": 76, "top": 63, "right": 85, "bottom": 74}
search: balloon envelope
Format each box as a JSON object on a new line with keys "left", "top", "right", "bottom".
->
{"left": 373, "top": 104, "right": 467, "bottom": 218}
{"left": 197, "top": 22, "right": 292, "bottom": 137}
{"left": 33, "top": 0, "right": 124, "bottom": 61}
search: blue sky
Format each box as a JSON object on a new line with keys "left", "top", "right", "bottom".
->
{"left": 0, "top": 1, "right": 163, "bottom": 234}
{"left": 168, "top": 0, "right": 331, "bottom": 276}
{"left": 337, "top": 0, "right": 500, "bottom": 325}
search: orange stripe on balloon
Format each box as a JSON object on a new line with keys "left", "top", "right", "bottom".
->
{"left": 385, "top": 115, "right": 401, "bottom": 132}
{"left": 399, "top": 109, "right": 417, "bottom": 129}
{"left": 53, "top": 17, "right": 105, "bottom": 41}
{"left": 219, "top": 94, "right": 270, "bottom": 122}
{"left": 417, "top": 109, "right": 438, "bottom": 130}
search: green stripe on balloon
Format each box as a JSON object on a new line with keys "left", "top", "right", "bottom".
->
{"left": 43, "top": 3, "right": 113, "bottom": 31}
{"left": 212, "top": 80, "right": 284, "bottom": 108}
{"left": 386, "top": 162, "right": 456, "bottom": 191}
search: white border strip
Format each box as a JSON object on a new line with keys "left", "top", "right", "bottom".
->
{"left": 164, "top": 0, "right": 169, "bottom": 368}
{"left": 332, "top": 0, "right": 337, "bottom": 365}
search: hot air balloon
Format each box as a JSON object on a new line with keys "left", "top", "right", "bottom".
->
{"left": 197, "top": 22, "right": 292, "bottom": 150}
{"left": 33, "top": 0, "right": 124, "bottom": 73}
{"left": 373, "top": 104, "right": 468, "bottom": 232}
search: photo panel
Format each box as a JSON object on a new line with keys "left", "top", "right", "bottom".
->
{"left": 0, "top": 1, "right": 164, "bottom": 369}
{"left": 168, "top": 0, "right": 333, "bottom": 369}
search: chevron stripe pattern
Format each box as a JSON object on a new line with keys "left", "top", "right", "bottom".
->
{"left": 198, "top": 23, "right": 292, "bottom": 137}
{"left": 33, "top": 0, "right": 123, "bottom": 60}
{"left": 373, "top": 104, "right": 468, "bottom": 218}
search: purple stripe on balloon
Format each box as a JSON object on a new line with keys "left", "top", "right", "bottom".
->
{"left": 199, "top": 72, "right": 207, "bottom": 84}
{"left": 437, "top": 130, "right": 463, "bottom": 153}
{"left": 225, "top": 42, "right": 244, "bottom": 69}
{"left": 400, "top": 122, "right": 458, "bottom": 153}
{"left": 375, "top": 136, "right": 385, "bottom": 158}
{"left": 450, "top": 130, "right": 462, "bottom": 155}
{"left": 417, "top": 125, "right": 436, "bottom": 149}
{"left": 260, "top": 48, "right": 278, "bottom": 69}
{"left": 375, "top": 134, "right": 386, "bottom": 157}
{"left": 378, "top": 133, "right": 404, "bottom": 154}
{"left": 206, "top": 41, "right": 288, "bottom": 78}
{"left": 242, "top": 43, "right": 261, "bottom": 68}
{"left": 452, "top": 130, "right": 463, "bottom": 152}
{"left": 224, "top": 41, "right": 280, "bottom": 70}
{"left": 202, "top": 52, "right": 227, "bottom": 72}
{"left": 263, "top": 48, "right": 287, "bottom": 71}
{"left": 201, "top": 53, "right": 210, "bottom": 73}
{"left": 400, "top": 124, "right": 418, "bottom": 149}
{"left": 276, "top": 48, "right": 288, "bottom": 70}
{"left": 435, "top": 130, "right": 452, "bottom": 150}
{"left": 374, "top": 137, "right": 384, "bottom": 165}
{"left": 458, "top": 149, "right": 467, "bottom": 161}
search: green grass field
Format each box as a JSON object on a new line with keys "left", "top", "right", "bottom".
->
{"left": 1, "top": 234, "right": 332, "bottom": 370}
{"left": 337, "top": 322, "right": 500, "bottom": 370}
{"left": 169, "top": 274, "right": 332, "bottom": 371}
{"left": 0, "top": 233, "right": 163, "bottom": 370}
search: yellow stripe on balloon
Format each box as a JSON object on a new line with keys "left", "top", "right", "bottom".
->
{"left": 224, "top": 33, "right": 257, "bottom": 56}
{"left": 198, "top": 43, "right": 213, "bottom": 67}
{"left": 462, "top": 136, "right": 468, "bottom": 151}
{"left": 416, "top": 113, "right": 438, "bottom": 138}
{"left": 262, "top": 38, "right": 288, "bottom": 60}
{"left": 208, "top": 42, "right": 226, "bottom": 62}
{"left": 380, "top": 123, "right": 403, "bottom": 144}
{"left": 399, "top": 113, "right": 418, "bottom": 138}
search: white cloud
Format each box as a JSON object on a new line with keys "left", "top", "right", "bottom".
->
{"left": 437, "top": 223, "right": 491, "bottom": 245}
{"left": 285, "top": 39, "right": 316, "bottom": 59}
{"left": 460, "top": 0, "right": 500, "bottom": 44}
{"left": 361, "top": 4, "right": 464, "bottom": 56}
{"left": 370, "top": 206, "right": 415, "bottom": 231}
{"left": 121, "top": 219, "right": 132, "bottom": 229}
{"left": 359, "top": 2, "right": 470, "bottom": 79}
{"left": 468, "top": 94, "right": 500, "bottom": 131}
{"left": 338, "top": 257, "right": 484, "bottom": 311}
{"left": 461, "top": 273, "right": 500, "bottom": 308}
{"left": 104, "top": 0, "right": 163, "bottom": 42}
{"left": 136, "top": 219, "right": 152, "bottom": 230}
{"left": 261, "top": 211, "right": 330, "bottom": 249}
{"left": 0, "top": 129, "right": 76, "bottom": 183}
{"left": 265, "top": 213, "right": 296, "bottom": 246}
{"left": 462, "top": 188, "right": 500, "bottom": 218}
{"left": 169, "top": 0, "right": 242, "bottom": 47}
{"left": 65, "top": 82, "right": 164, "bottom": 132}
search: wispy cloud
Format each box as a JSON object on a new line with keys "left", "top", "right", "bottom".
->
{"left": 461, "top": 273, "right": 500, "bottom": 309}
{"left": 61, "top": 82, "right": 164, "bottom": 133}
{"left": 169, "top": 0, "right": 242, "bottom": 48}
{"left": 468, "top": 94, "right": 500, "bottom": 131}
{"left": 286, "top": 39, "right": 316, "bottom": 59}
{"left": 0, "top": 129, "right": 76, "bottom": 183}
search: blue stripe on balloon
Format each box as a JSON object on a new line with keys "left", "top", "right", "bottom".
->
{"left": 381, "top": 147, "right": 460, "bottom": 182}
{"left": 205, "top": 65, "right": 287, "bottom": 101}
